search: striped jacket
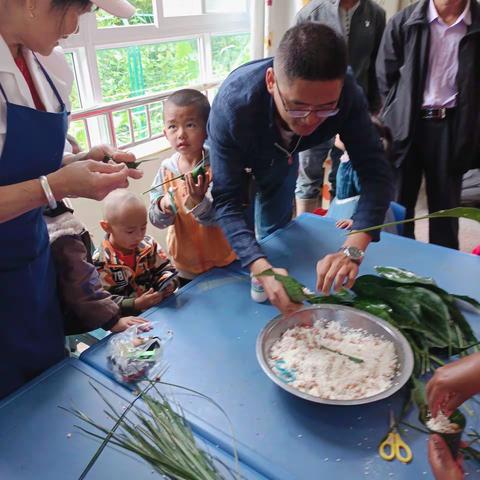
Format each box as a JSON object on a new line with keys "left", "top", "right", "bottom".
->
{"left": 93, "top": 235, "right": 178, "bottom": 315}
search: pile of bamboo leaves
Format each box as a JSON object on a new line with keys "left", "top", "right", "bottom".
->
{"left": 64, "top": 382, "right": 236, "bottom": 480}
{"left": 260, "top": 266, "right": 480, "bottom": 377}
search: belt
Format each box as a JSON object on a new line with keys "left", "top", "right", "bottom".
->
{"left": 420, "top": 107, "right": 455, "bottom": 120}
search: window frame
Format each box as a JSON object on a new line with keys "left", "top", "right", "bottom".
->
{"left": 61, "top": 2, "right": 250, "bottom": 109}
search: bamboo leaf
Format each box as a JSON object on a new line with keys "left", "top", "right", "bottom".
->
{"left": 349, "top": 207, "right": 480, "bottom": 235}
{"left": 257, "top": 269, "right": 308, "bottom": 303}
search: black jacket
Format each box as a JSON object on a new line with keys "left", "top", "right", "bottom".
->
{"left": 297, "top": 0, "right": 386, "bottom": 112}
{"left": 376, "top": 0, "right": 480, "bottom": 173}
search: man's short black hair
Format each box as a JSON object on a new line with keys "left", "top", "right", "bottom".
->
{"left": 164, "top": 89, "right": 211, "bottom": 124}
{"left": 274, "top": 22, "right": 348, "bottom": 82}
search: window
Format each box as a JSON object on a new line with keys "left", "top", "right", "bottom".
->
{"left": 64, "top": 53, "right": 82, "bottom": 110}
{"left": 96, "top": 0, "right": 154, "bottom": 28}
{"left": 97, "top": 39, "right": 200, "bottom": 103}
{"left": 62, "top": 4, "right": 251, "bottom": 149}
{"left": 205, "top": 0, "right": 247, "bottom": 13}
{"left": 162, "top": 0, "right": 247, "bottom": 17}
{"left": 211, "top": 33, "right": 251, "bottom": 78}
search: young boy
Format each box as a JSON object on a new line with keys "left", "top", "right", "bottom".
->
{"left": 94, "top": 190, "right": 178, "bottom": 314}
{"left": 148, "top": 89, "right": 236, "bottom": 283}
{"left": 44, "top": 200, "right": 149, "bottom": 334}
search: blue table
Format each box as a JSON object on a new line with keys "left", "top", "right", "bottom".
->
{"left": 81, "top": 215, "right": 480, "bottom": 479}
{"left": 0, "top": 358, "right": 265, "bottom": 480}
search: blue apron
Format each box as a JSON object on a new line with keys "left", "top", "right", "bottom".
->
{"left": 0, "top": 55, "right": 68, "bottom": 399}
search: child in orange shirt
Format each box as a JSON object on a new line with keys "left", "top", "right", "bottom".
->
{"left": 148, "top": 89, "right": 236, "bottom": 283}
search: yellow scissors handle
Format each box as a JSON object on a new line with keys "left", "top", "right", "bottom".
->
{"left": 379, "top": 432, "right": 413, "bottom": 464}
{"left": 393, "top": 432, "right": 413, "bottom": 464}
{"left": 379, "top": 432, "right": 397, "bottom": 461}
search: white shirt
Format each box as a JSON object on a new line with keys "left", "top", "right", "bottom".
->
{"left": 0, "top": 35, "right": 72, "bottom": 156}
{"left": 422, "top": 0, "right": 471, "bottom": 108}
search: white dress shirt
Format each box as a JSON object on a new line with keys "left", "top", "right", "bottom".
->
{"left": 0, "top": 35, "right": 72, "bottom": 157}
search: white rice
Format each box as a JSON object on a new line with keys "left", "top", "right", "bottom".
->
{"left": 268, "top": 319, "right": 398, "bottom": 400}
{"left": 426, "top": 412, "right": 462, "bottom": 433}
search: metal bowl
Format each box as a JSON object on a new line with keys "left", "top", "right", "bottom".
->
{"left": 256, "top": 304, "right": 414, "bottom": 406}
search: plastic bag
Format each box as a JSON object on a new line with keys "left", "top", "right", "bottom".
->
{"left": 108, "top": 322, "right": 173, "bottom": 384}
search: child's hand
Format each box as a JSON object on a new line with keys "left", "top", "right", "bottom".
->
{"left": 158, "top": 192, "right": 176, "bottom": 216}
{"left": 110, "top": 316, "right": 152, "bottom": 333}
{"left": 160, "top": 283, "right": 176, "bottom": 300}
{"left": 184, "top": 171, "right": 211, "bottom": 206}
{"left": 336, "top": 218, "right": 353, "bottom": 230}
{"left": 134, "top": 288, "right": 164, "bottom": 311}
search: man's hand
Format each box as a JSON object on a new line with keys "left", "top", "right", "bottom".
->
{"left": 249, "top": 258, "right": 301, "bottom": 314}
{"left": 110, "top": 316, "right": 152, "bottom": 333}
{"left": 428, "top": 435, "right": 464, "bottom": 480}
{"left": 316, "top": 232, "right": 371, "bottom": 294}
{"left": 134, "top": 288, "right": 164, "bottom": 311}
{"left": 427, "top": 352, "right": 480, "bottom": 418}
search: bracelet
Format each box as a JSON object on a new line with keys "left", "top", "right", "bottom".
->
{"left": 39, "top": 175, "right": 57, "bottom": 210}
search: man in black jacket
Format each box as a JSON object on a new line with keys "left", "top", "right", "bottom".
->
{"left": 295, "top": 0, "right": 386, "bottom": 213}
{"left": 376, "top": 0, "right": 480, "bottom": 249}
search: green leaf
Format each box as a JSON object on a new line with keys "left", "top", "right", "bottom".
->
{"left": 352, "top": 299, "right": 395, "bottom": 323}
{"left": 308, "top": 289, "right": 355, "bottom": 305}
{"left": 349, "top": 207, "right": 480, "bottom": 236}
{"left": 375, "top": 266, "right": 436, "bottom": 285}
{"left": 411, "top": 377, "right": 429, "bottom": 424}
{"left": 257, "top": 269, "right": 307, "bottom": 303}
{"left": 402, "top": 287, "right": 451, "bottom": 342}
{"left": 453, "top": 294, "right": 480, "bottom": 311}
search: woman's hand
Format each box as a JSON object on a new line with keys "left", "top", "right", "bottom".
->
{"left": 110, "top": 316, "right": 152, "bottom": 333}
{"left": 48, "top": 160, "right": 142, "bottom": 201}
{"left": 428, "top": 435, "right": 464, "bottom": 480}
{"left": 85, "top": 144, "right": 136, "bottom": 166}
{"left": 427, "top": 352, "right": 480, "bottom": 417}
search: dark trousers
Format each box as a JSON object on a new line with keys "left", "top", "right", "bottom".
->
{"left": 396, "top": 111, "right": 462, "bottom": 249}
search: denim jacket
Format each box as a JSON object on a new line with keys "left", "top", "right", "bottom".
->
{"left": 208, "top": 58, "right": 393, "bottom": 268}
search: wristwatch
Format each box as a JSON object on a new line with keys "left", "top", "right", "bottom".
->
{"left": 339, "top": 245, "right": 364, "bottom": 265}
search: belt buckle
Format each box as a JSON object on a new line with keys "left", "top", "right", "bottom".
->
{"left": 423, "top": 108, "right": 446, "bottom": 120}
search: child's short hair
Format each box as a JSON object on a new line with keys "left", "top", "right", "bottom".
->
{"left": 164, "top": 89, "right": 211, "bottom": 124}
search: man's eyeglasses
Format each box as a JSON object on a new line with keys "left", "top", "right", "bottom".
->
{"left": 276, "top": 83, "right": 339, "bottom": 119}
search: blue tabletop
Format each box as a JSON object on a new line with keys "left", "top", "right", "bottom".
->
{"left": 81, "top": 215, "right": 480, "bottom": 480}
{"left": 0, "top": 358, "right": 265, "bottom": 480}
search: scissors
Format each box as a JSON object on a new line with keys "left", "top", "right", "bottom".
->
{"left": 378, "top": 409, "right": 413, "bottom": 464}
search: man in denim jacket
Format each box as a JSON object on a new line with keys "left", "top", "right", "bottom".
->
{"left": 208, "top": 23, "right": 392, "bottom": 313}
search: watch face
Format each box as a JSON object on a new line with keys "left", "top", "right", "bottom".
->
{"left": 345, "top": 246, "right": 364, "bottom": 260}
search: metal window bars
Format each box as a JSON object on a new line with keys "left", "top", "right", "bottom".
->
{"left": 70, "top": 81, "right": 219, "bottom": 150}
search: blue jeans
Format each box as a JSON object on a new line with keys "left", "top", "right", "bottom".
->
{"left": 255, "top": 154, "right": 299, "bottom": 241}
{"left": 295, "top": 139, "right": 333, "bottom": 199}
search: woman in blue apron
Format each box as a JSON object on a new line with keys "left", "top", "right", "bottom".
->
{"left": 0, "top": 0, "right": 136, "bottom": 399}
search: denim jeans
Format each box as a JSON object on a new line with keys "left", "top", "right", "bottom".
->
{"left": 255, "top": 154, "right": 299, "bottom": 241}
{"left": 295, "top": 139, "right": 333, "bottom": 199}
